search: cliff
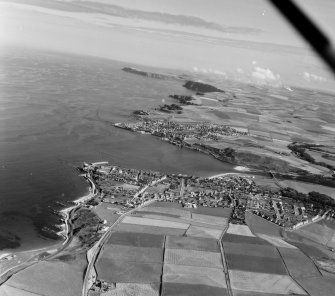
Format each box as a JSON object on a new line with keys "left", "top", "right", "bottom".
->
{"left": 183, "top": 80, "right": 224, "bottom": 93}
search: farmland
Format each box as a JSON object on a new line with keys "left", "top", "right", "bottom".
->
{"left": 117, "top": 81, "right": 335, "bottom": 181}
{"left": 3, "top": 163, "right": 335, "bottom": 296}
{"left": 220, "top": 221, "right": 335, "bottom": 296}
{"left": 87, "top": 196, "right": 335, "bottom": 296}
{"left": 90, "top": 201, "right": 230, "bottom": 295}
{"left": 1, "top": 260, "right": 86, "bottom": 296}
{"left": 279, "top": 180, "right": 335, "bottom": 199}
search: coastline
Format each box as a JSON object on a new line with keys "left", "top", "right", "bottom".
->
{"left": 58, "top": 173, "right": 96, "bottom": 243}
{"left": 0, "top": 171, "right": 96, "bottom": 283}
{"left": 209, "top": 166, "right": 252, "bottom": 179}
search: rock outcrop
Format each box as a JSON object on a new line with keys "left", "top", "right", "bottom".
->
{"left": 183, "top": 81, "right": 224, "bottom": 93}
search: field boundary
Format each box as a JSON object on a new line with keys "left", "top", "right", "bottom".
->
{"left": 159, "top": 235, "right": 166, "bottom": 296}
{"left": 219, "top": 224, "right": 233, "bottom": 296}
{"left": 275, "top": 247, "right": 311, "bottom": 296}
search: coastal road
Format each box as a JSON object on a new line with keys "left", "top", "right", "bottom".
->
{"left": 81, "top": 198, "right": 156, "bottom": 296}
{"left": 0, "top": 173, "right": 96, "bottom": 286}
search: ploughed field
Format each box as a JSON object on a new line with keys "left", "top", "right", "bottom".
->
{"left": 90, "top": 201, "right": 335, "bottom": 296}
{"left": 223, "top": 217, "right": 334, "bottom": 296}
{"left": 92, "top": 201, "right": 230, "bottom": 296}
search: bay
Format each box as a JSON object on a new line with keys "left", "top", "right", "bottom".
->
{"left": 0, "top": 48, "right": 235, "bottom": 251}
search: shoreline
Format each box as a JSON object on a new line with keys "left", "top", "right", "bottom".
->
{"left": 209, "top": 166, "right": 252, "bottom": 179}
{"left": 0, "top": 171, "right": 96, "bottom": 283}
{"left": 1, "top": 172, "right": 95, "bottom": 258}
{"left": 58, "top": 173, "right": 96, "bottom": 243}
{"left": 209, "top": 172, "right": 242, "bottom": 179}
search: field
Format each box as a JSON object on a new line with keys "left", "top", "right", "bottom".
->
{"left": 137, "top": 206, "right": 192, "bottom": 219}
{"left": 107, "top": 232, "right": 165, "bottom": 248}
{"left": 136, "top": 210, "right": 181, "bottom": 218}
{"left": 165, "top": 236, "right": 220, "bottom": 252}
{"left": 245, "top": 212, "right": 282, "bottom": 237}
{"left": 121, "top": 216, "right": 189, "bottom": 229}
{"left": 135, "top": 213, "right": 224, "bottom": 229}
{"left": 279, "top": 180, "right": 335, "bottom": 199}
{"left": 185, "top": 225, "right": 222, "bottom": 239}
{"left": 190, "top": 213, "right": 228, "bottom": 226}
{"left": 96, "top": 260, "right": 162, "bottom": 283}
{"left": 188, "top": 205, "right": 232, "bottom": 217}
{"left": 115, "top": 223, "right": 187, "bottom": 236}
{"left": 92, "top": 202, "right": 121, "bottom": 225}
{"left": 284, "top": 231, "right": 335, "bottom": 261}
{"left": 226, "top": 254, "right": 287, "bottom": 274}
{"left": 296, "top": 277, "right": 335, "bottom": 296}
{"left": 296, "top": 220, "right": 335, "bottom": 247}
{"left": 229, "top": 270, "right": 306, "bottom": 295}
{"left": 232, "top": 290, "right": 304, "bottom": 296}
{"left": 223, "top": 242, "right": 279, "bottom": 258}
{"left": 164, "top": 248, "right": 222, "bottom": 268}
{"left": 0, "top": 284, "right": 42, "bottom": 296}
{"left": 100, "top": 245, "right": 163, "bottom": 263}
{"left": 222, "top": 233, "right": 270, "bottom": 245}
{"left": 92, "top": 283, "right": 160, "bottom": 296}
{"left": 162, "top": 283, "right": 228, "bottom": 296}
{"left": 278, "top": 247, "right": 322, "bottom": 279}
{"left": 146, "top": 201, "right": 184, "bottom": 209}
{"left": 163, "top": 264, "right": 226, "bottom": 288}
{"left": 1, "top": 260, "right": 85, "bottom": 296}
{"left": 226, "top": 224, "right": 255, "bottom": 236}
{"left": 256, "top": 234, "right": 296, "bottom": 248}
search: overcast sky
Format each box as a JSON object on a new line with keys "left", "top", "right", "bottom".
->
{"left": 1, "top": 0, "right": 335, "bottom": 91}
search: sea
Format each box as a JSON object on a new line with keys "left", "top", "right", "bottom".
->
{"left": 0, "top": 47, "right": 236, "bottom": 252}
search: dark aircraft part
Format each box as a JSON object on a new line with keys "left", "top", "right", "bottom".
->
{"left": 269, "top": 0, "right": 335, "bottom": 76}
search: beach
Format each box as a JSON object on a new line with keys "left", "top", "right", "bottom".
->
{"left": 209, "top": 166, "right": 252, "bottom": 179}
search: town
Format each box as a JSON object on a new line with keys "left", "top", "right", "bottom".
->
{"left": 115, "top": 117, "right": 246, "bottom": 147}
{"left": 81, "top": 162, "right": 335, "bottom": 230}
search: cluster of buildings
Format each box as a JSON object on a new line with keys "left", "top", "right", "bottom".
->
{"left": 115, "top": 118, "right": 246, "bottom": 146}
{"left": 83, "top": 162, "right": 335, "bottom": 229}
{"left": 248, "top": 191, "right": 333, "bottom": 228}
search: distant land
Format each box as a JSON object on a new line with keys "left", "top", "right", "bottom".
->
{"left": 122, "top": 67, "right": 184, "bottom": 81}
{"left": 122, "top": 66, "right": 224, "bottom": 93}
{"left": 183, "top": 80, "right": 224, "bottom": 93}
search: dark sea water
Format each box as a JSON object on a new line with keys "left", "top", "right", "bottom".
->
{"left": 0, "top": 48, "right": 235, "bottom": 252}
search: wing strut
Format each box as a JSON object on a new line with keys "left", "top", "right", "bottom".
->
{"left": 269, "top": 0, "right": 335, "bottom": 76}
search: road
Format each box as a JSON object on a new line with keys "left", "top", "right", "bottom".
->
{"left": 0, "top": 173, "right": 96, "bottom": 286}
{"left": 269, "top": 170, "right": 284, "bottom": 189}
{"left": 219, "top": 224, "right": 233, "bottom": 296}
{"left": 81, "top": 198, "right": 156, "bottom": 296}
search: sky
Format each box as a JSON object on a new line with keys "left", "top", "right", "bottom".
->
{"left": 1, "top": 0, "right": 335, "bottom": 91}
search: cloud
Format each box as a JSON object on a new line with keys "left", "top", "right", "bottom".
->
{"left": 192, "top": 67, "right": 226, "bottom": 77}
{"left": 213, "top": 70, "right": 226, "bottom": 76}
{"left": 251, "top": 66, "right": 281, "bottom": 86}
{"left": 77, "top": 1, "right": 261, "bottom": 34}
{"left": 13, "top": 0, "right": 261, "bottom": 34}
{"left": 303, "top": 72, "right": 327, "bottom": 82}
{"left": 236, "top": 68, "right": 244, "bottom": 74}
